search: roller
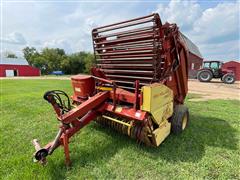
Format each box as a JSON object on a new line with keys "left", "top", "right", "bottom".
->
{"left": 95, "top": 113, "right": 154, "bottom": 146}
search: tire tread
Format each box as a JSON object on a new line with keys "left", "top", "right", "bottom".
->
{"left": 171, "top": 105, "right": 189, "bottom": 134}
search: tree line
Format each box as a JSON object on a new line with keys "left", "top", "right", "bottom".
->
{"left": 22, "top": 47, "right": 95, "bottom": 75}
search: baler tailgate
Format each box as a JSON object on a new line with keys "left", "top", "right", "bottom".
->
{"left": 92, "top": 14, "right": 163, "bottom": 89}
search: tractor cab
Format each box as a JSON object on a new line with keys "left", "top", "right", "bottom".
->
{"left": 202, "top": 61, "right": 223, "bottom": 77}
{"left": 203, "top": 61, "right": 223, "bottom": 69}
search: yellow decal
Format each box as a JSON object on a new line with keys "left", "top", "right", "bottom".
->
{"left": 115, "top": 107, "right": 122, "bottom": 113}
{"left": 75, "top": 87, "right": 81, "bottom": 92}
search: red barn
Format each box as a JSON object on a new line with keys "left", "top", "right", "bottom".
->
{"left": 222, "top": 61, "right": 240, "bottom": 81}
{"left": 180, "top": 33, "right": 203, "bottom": 79}
{"left": 0, "top": 57, "right": 40, "bottom": 77}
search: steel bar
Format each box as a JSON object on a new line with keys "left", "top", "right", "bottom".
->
{"left": 97, "top": 61, "right": 154, "bottom": 65}
{"left": 106, "top": 74, "right": 153, "bottom": 80}
{"left": 114, "top": 80, "right": 149, "bottom": 86}
{"left": 95, "top": 39, "right": 155, "bottom": 49}
{"left": 97, "top": 64, "right": 153, "bottom": 67}
{"left": 98, "top": 55, "right": 156, "bottom": 60}
{"left": 102, "top": 72, "right": 153, "bottom": 76}
{"left": 95, "top": 43, "right": 153, "bottom": 51}
{"left": 117, "top": 29, "right": 157, "bottom": 39}
{"left": 93, "top": 14, "right": 155, "bottom": 32}
{"left": 114, "top": 85, "right": 136, "bottom": 90}
{"left": 102, "top": 115, "right": 131, "bottom": 127}
{"left": 94, "top": 26, "right": 156, "bottom": 40}
{"left": 48, "top": 128, "right": 64, "bottom": 155}
{"left": 101, "top": 69, "right": 153, "bottom": 74}
{"left": 93, "top": 19, "right": 154, "bottom": 34}
{"left": 97, "top": 50, "right": 153, "bottom": 56}
{"left": 60, "top": 91, "right": 109, "bottom": 124}
{"left": 94, "top": 34, "right": 159, "bottom": 45}
{"left": 97, "top": 57, "right": 153, "bottom": 61}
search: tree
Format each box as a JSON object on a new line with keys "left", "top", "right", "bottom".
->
{"left": 40, "top": 48, "right": 67, "bottom": 74}
{"left": 66, "top": 52, "right": 86, "bottom": 74}
{"left": 21, "top": 46, "right": 96, "bottom": 75}
{"left": 22, "top": 47, "right": 39, "bottom": 65}
{"left": 67, "top": 51, "right": 95, "bottom": 74}
{"left": 84, "top": 53, "right": 95, "bottom": 73}
{"left": 31, "top": 56, "right": 48, "bottom": 74}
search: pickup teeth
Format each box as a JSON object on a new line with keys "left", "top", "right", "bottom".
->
{"left": 95, "top": 113, "right": 154, "bottom": 146}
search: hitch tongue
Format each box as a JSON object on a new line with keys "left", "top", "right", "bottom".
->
{"left": 33, "top": 139, "right": 41, "bottom": 151}
{"left": 32, "top": 139, "right": 48, "bottom": 165}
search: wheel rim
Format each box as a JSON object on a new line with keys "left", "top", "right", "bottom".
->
{"left": 225, "top": 76, "right": 234, "bottom": 83}
{"left": 200, "top": 72, "right": 210, "bottom": 80}
{"left": 182, "top": 114, "right": 188, "bottom": 130}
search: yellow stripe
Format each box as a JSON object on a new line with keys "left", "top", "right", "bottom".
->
{"left": 96, "top": 86, "right": 113, "bottom": 91}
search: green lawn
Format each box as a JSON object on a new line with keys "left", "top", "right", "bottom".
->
{"left": 0, "top": 79, "right": 239, "bottom": 180}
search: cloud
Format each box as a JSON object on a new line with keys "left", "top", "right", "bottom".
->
{"left": 199, "top": 39, "right": 240, "bottom": 60}
{"left": 43, "top": 39, "right": 73, "bottom": 53}
{"left": 60, "top": 3, "right": 139, "bottom": 52}
{"left": 155, "top": 0, "right": 239, "bottom": 60}
{"left": 155, "top": 0, "right": 201, "bottom": 31}
{"left": 1, "top": 32, "right": 27, "bottom": 45}
{"left": 2, "top": 1, "right": 239, "bottom": 60}
{"left": 191, "top": 2, "right": 239, "bottom": 43}
{"left": 190, "top": 2, "right": 240, "bottom": 60}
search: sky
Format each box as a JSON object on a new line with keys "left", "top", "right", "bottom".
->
{"left": 1, "top": 0, "right": 239, "bottom": 61}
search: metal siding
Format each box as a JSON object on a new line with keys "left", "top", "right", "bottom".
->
{"left": 179, "top": 33, "right": 203, "bottom": 58}
{"left": 178, "top": 33, "right": 203, "bottom": 79}
{"left": 188, "top": 53, "right": 203, "bottom": 79}
{"left": 222, "top": 61, "right": 240, "bottom": 81}
{"left": 0, "top": 57, "right": 29, "bottom": 65}
{"left": 0, "top": 64, "right": 40, "bottom": 77}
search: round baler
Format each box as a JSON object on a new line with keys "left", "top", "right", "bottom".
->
{"left": 32, "top": 13, "right": 192, "bottom": 166}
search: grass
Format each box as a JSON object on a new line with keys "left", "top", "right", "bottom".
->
{"left": 0, "top": 79, "right": 239, "bottom": 179}
{"left": 186, "top": 93, "right": 203, "bottom": 100}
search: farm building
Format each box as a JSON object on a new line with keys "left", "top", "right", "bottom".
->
{"left": 180, "top": 33, "right": 203, "bottom": 79}
{"left": 0, "top": 57, "right": 40, "bottom": 77}
{"left": 223, "top": 61, "right": 240, "bottom": 81}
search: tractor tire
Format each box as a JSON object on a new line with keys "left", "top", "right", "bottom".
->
{"left": 221, "top": 76, "right": 224, "bottom": 82}
{"left": 197, "top": 70, "right": 213, "bottom": 82}
{"left": 222, "top": 74, "right": 235, "bottom": 84}
{"left": 170, "top": 105, "right": 189, "bottom": 135}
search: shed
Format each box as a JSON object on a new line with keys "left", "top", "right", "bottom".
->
{"left": 180, "top": 33, "right": 203, "bottom": 79}
{"left": 222, "top": 61, "right": 240, "bottom": 81}
{"left": 0, "top": 57, "right": 40, "bottom": 77}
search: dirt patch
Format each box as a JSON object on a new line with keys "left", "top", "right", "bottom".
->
{"left": 188, "top": 79, "right": 240, "bottom": 101}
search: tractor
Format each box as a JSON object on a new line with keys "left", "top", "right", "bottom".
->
{"left": 197, "top": 60, "right": 235, "bottom": 84}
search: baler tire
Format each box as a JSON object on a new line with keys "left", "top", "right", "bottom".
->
{"left": 197, "top": 70, "right": 213, "bottom": 82}
{"left": 222, "top": 74, "right": 235, "bottom": 84}
{"left": 170, "top": 105, "right": 189, "bottom": 135}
